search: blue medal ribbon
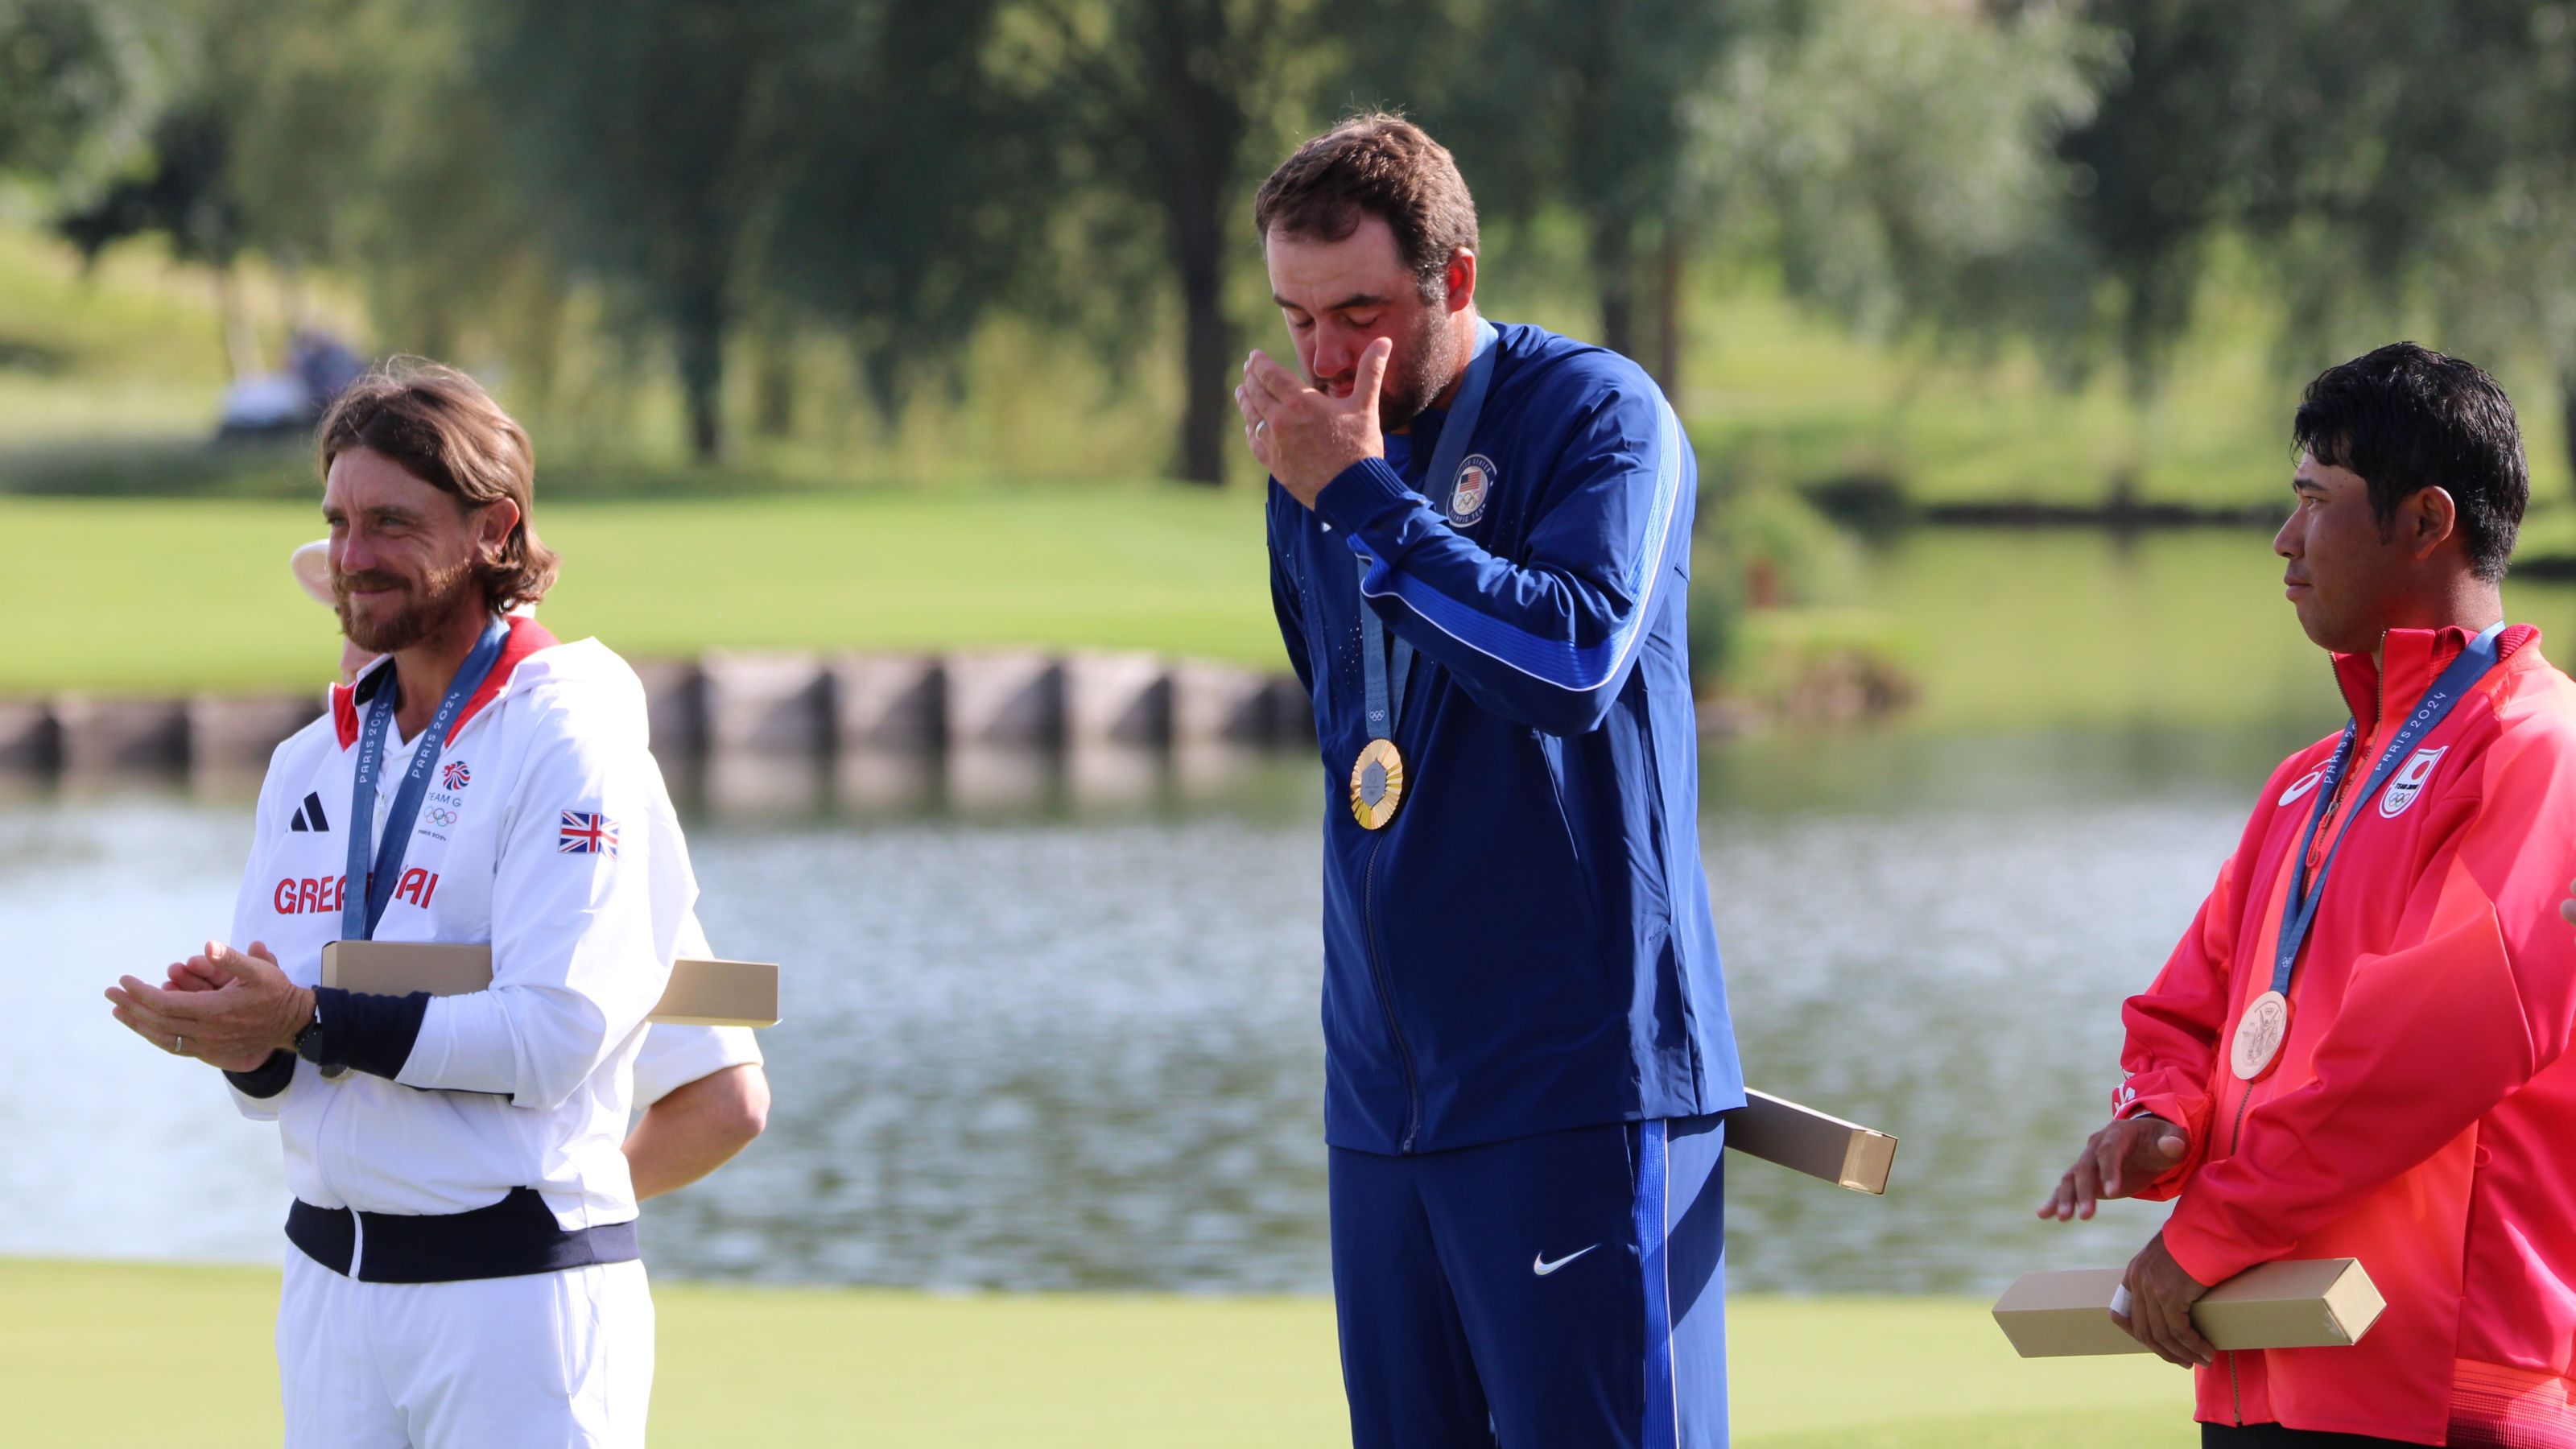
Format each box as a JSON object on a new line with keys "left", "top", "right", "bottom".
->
{"left": 1358, "top": 319, "right": 1501, "bottom": 739}
{"left": 341, "top": 619, "right": 511, "bottom": 943}
{"left": 2270, "top": 622, "right": 2507, "bottom": 996}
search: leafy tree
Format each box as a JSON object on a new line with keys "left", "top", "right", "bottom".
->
{"left": 50, "top": 0, "right": 547, "bottom": 383}
{"left": 2203, "top": 4, "right": 2576, "bottom": 483}
{"left": 1702, "top": 0, "right": 2112, "bottom": 360}
{"left": 760, "top": 0, "right": 1038, "bottom": 419}
{"left": 469, "top": 0, "right": 821, "bottom": 460}
{"left": 53, "top": 101, "right": 234, "bottom": 267}
{"left": 999, "top": 0, "right": 1315, "bottom": 485}
{"left": 1339, "top": 0, "right": 1738, "bottom": 388}
{"left": 54, "top": 97, "right": 259, "bottom": 372}
{"left": 151, "top": 0, "right": 562, "bottom": 387}
{"left": 1345, "top": 0, "right": 2103, "bottom": 400}
{"left": 0, "top": 0, "right": 139, "bottom": 181}
{"left": 2052, "top": 2, "right": 2576, "bottom": 487}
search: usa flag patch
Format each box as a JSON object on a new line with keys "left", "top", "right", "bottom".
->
{"left": 558, "top": 811, "right": 619, "bottom": 857}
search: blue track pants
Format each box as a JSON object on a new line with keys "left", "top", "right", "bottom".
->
{"left": 1329, "top": 1114, "right": 1728, "bottom": 1447}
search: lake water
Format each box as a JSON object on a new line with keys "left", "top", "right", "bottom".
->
{"left": 12, "top": 528, "right": 2571, "bottom": 1296}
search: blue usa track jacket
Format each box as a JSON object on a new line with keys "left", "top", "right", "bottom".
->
{"left": 1269, "top": 320, "right": 1745, "bottom": 1157}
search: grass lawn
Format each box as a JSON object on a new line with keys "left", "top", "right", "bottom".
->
{"left": 25, "top": 485, "right": 2576, "bottom": 737}
{"left": 20, "top": 203, "right": 2576, "bottom": 714}
{"left": 0, "top": 220, "right": 229, "bottom": 448}
{"left": 0, "top": 489, "right": 2298, "bottom": 716}
{"left": 0, "top": 485, "right": 1281, "bottom": 696}
{"left": 0, "top": 1259, "right": 2192, "bottom": 1447}
{"left": 1860, "top": 522, "right": 2576, "bottom": 733}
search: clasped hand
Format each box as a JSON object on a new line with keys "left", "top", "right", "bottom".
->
{"left": 1234, "top": 339, "right": 1390, "bottom": 506}
{"left": 105, "top": 940, "right": 312, "bottom": 1072}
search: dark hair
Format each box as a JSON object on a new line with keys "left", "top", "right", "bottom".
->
{"left": 1253, "top": 113, "right": 1480, "bottom": 303}
{"left": 318, "top": 359, "right": 559, "bottom": 611}
{"left": 2293, "top": 342, "right": 2527, "bottom": 582}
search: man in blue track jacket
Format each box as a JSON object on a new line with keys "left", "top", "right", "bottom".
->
{"left": 1237, "top": 114, "right": 1743, "bottom": 1447}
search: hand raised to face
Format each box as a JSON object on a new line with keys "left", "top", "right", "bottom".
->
{"left": 1235, "top": 339, "right": 1391, "bottom": 508}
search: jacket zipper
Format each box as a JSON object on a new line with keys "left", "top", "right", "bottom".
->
{"left": 2229, "top": 645, "right": 2362, "bottom": 1423}
{"left": 311, "top": 732, "right": 392, "bottom": 1263}
{"left": 2223, "top": 1077, "right": 2256, "bottom": 1424}
{"left": 2376, "top": 635, "right": 2389, "bottom": 738}
{"left": 1360, "top": 832, "right": 1426, "bottom": 1153}
{"left": 2223, "top": 638, "right": 2421, "bottom": 1422}
{"left": 308, "top": 762, "right": 360, "bottom": 1216}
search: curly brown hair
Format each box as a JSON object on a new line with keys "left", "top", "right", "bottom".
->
{"left": 317, "top": 360, "right": 560, "bottom": 613}
{"left": 1253, "top": 113, "right": 1480, "bottom": 303}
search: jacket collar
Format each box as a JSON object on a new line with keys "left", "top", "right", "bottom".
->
{"left": 2330, "top": 622, "right": 2540, "bottom": 733}
{"left": 331, "top": 613, "right": 560, "bottom": 750}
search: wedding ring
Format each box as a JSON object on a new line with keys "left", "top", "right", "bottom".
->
{"left": 172, "top": 1035, "right": 186, "bottom": 1056}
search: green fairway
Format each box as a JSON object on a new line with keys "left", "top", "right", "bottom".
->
{"left": 1, "top": 1259, "right": 2190, "bottom": 1447}
{"left": 0, "top": 485, "right": 1280, "bottom": 696}
{"left": 27, "top": 484, "right": 2576, "bottom": 737}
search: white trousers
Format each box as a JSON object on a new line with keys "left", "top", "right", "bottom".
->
{"left": 278, "top": 1251, "right": 654, "bottom": 1448}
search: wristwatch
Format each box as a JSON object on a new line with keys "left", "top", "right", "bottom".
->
{"left": 292, "top": 996, "right": 328, "bottom": 1065}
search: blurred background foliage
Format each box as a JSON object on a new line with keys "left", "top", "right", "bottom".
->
{"left": 14, "top": 0, "right": 2576, "bottom": 714}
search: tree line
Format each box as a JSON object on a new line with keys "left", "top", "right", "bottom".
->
{"left": 10, "top": 0, "right": 2576, "bottom": 489}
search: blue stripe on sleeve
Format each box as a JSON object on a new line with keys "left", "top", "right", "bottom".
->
{"left": 1355, "top": 393, "right": 1685, "bottom": 695}
{"left": 1635, "top": 1117, "right": 1678, "bottom": 1449}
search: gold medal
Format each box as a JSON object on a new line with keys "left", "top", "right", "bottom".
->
{"left": 2231, "top": 989, "right": 2292, "bottom": 1081}
{"left": 1349, "top": 737, "right": 1406, "bottom": 830}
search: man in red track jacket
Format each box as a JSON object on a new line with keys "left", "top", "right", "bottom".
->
{"left": 2041, "top": 343, "right": 2576, "bottom": 1447}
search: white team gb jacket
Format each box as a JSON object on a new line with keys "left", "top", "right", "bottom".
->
{"left": 226, "top": 616, "right": 696, "bottom": 1231}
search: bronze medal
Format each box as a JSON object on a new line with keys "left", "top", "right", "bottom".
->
{"left": 1350, "top": 737, "right": 1406, "bottom": 830}
{"left": 2231, "top": 989, "right": 2292, "bottom": 1081}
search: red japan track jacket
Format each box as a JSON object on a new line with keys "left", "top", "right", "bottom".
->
{"left": 2120, "top": 624, "right": 2576, "bottom": 1445}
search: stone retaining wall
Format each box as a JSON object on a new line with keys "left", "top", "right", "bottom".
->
{"left": 0, "top": 651, "right": 1313, "bottom": 780}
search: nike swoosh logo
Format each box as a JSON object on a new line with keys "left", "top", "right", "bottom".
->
{"left": 1532, "top": 1245, "right": 1599, "bottom": 1277}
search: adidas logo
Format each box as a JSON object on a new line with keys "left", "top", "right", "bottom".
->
{"left": 287, "top": 792, "right": 331, "bottom": 833}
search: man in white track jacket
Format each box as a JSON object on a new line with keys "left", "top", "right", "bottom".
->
{"left": 288, "top": 540, "right": 770, "bottom": 1203}
{"left": 107, "top": 361, "right": 691, "bottom": 1447}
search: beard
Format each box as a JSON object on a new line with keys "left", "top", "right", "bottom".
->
{"left": 336, "top": 555, "right": 481, "bottom": 655}
{"left": 1373, "top": 303, "right": 1460, "bottom": 431}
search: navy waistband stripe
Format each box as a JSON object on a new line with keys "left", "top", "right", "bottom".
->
{"left": 285, "top": 1187, "right": 638, "bottom": 1284}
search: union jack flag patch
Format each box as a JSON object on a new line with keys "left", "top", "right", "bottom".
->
{"left": 442, "top": 762, "right": 471, "bottom": 791}
{"left": 558, "top": 811, "right": 619, "bottom": 856}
